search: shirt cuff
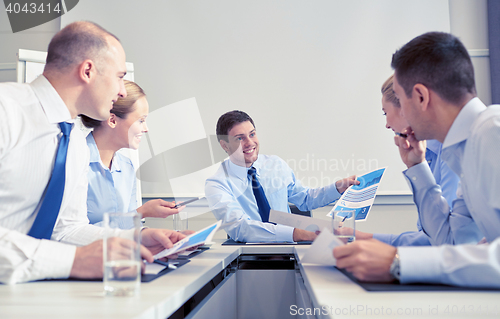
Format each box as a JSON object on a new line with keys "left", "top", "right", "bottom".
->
{"left": 403, "top": 162, "right": 437, "bottom": 192}
{"left": 373, "top": 233, "right": 394, "bottom": 245}
{"left": 34, "top": 239, "right": 77, "bottom": 280}
{"left": 275, "top": 224, "right": 294, "bottom": 242}
{"left": 398, "top": 246, "right": 441, "bottom": 284}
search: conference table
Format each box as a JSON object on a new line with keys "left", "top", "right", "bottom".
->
{"left": 1, "top": 240, "right": 499, "bottom": 319}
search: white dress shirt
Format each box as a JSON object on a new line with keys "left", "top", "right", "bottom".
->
{"left": 404, "top": 99, "right": 492, "bottom": 245}
{"left": 399, "top": 98, "right": 500, "bottom": 287}
{"left": 0, "top": 76, "right": 107, "bottom": 284}
{"left": 205, "top": 154, "right": 341, "bottom": 242}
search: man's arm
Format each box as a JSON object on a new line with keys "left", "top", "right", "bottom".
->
{"left": 205, "top": 174, "right": 295, "bottom": 243}
{"left": 395, "top": 134, "right": 481, "bottom": 245}
{"left": 462, "top": 111, "right": 500, "bottom": 243}
{"left": 437, "top": 156, "right": 460, "bottom": 207}
{"left": 69, "top": 229, "right": 185, "bottom": 279}
{"left": 405, "top": 163, "right": 481, "bottom": 245}
{"left": 334, "top": 238, "right": 500, "bottom": 288}
{"left": 373, "top": 230, "right": 431, "bottom": 246}
{"left": 284, "top": 157, "right": 357, "bottom": 212}
{"left": 399, "top": 238, "right": 500, "bottom": 288}
{"left": 287, "top": 179, "right": 340, "bottom": 212}
{"left": 0, "top": 227, "right": 76, "bottom": 284}
{"left": 366, "top": 140, "right": 459, "bottom": 247}
{"left": 293, "top": 228, "right": 318, "bottom": 242}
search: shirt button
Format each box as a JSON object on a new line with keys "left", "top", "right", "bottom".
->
{"left": 412, "top": 176, "right": 417, "bottom": 181}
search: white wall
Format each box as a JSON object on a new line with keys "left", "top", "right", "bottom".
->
{"left": 0, "top": 9, "right": 59, "bottom": 82}
{"left": 61, "top": 0, "right": 451, "bottom": 198}
{"left": 450, "top": 0, "right": 491, "bottom": 106}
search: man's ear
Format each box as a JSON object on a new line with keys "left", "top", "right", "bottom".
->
{"left": 107, "top": 113, "right": 117, "bottom": 128}
{"left": 219, "top": 139, "right": 229, "bottom": 153}
{"left": 78, "top": 59, "right": 96, "bottom": 84}
{"left": 413, "top": 84, "right": 430, "bottom": 112}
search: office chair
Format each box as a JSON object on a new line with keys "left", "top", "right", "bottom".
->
{"left": 288, "top": 204, "right": 311, "bottom": 217}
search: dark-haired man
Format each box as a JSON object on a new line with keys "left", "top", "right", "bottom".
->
{"left": 205, "top": 110, "right": 359, "bottom": 243}
{"left": 334, "top": 32, "right": 500, "bottom": 288}
{"left": 0, "top": 21, "right": 184, "bottom": 284}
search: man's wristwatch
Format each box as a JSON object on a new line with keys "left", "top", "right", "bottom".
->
{"left": 389, "top": 253, "right": 400, "bottom": 281}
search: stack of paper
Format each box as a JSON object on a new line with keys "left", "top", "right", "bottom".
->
{"left": 327, "top": 167, "right": 386, "bottom": 221}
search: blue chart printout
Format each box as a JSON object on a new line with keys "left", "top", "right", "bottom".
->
{"left": 327, "top": 168, "right": 386, "bottom": 221}
{"left": 154, "top": 220, "right": 222, "bottom": 259}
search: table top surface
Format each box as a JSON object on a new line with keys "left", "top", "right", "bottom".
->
{"left": 1, "top": 241, "right": 499, "bottom": 319}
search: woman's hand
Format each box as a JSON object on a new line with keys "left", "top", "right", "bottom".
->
{"left": 137, "top": 199, "right": 182, "bottom": 218}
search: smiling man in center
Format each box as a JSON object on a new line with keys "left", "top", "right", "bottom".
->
{"left": 205, "top": 110, "right": 359, "bottom": 243}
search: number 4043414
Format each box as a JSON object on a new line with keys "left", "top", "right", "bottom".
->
{"left": 5, "top": 2, "right": 61, "bottom": 14}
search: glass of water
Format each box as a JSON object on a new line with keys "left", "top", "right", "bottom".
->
{"left": 332, "top": 208, "right": 356, "bottom": 244}
{"left": 103, "top": 211, "right": 142, "bottom": 297}
{"left": 173, "top": 212, "right": 188, "bottom": 231}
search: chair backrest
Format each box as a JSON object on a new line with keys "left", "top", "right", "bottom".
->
{"left": 289, "top": 204, "right": 311, "bottom": 217}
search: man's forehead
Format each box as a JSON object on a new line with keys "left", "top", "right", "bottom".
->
{"left": 228, "top": 121, "right": 255, "bottom": 136}
{"left": 105, "top": 36, "right": 126, "bottom": 60}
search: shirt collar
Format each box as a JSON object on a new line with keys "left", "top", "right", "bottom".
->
{"left": 252, "top": 155, "right": 263, "bottom": 174}
{"left": 425, "top": 139, "right": 441, "bottom": 155}
{"left": 111, "top": 154, "right": 121, "bottom": 172}
{"left": 86, "top": 132, "right": 122, "bottom": 172}
{"left": 87, "top": 133, "right": 101, "bottom": 164}
{"left": 226, "top": 155, "right": 262, "bottom": 181}
{"left": 442, "top": 97, "right": 487, "bottom": 149}
{"left": 30, "top": 75, "right": 72, "bottom": 124}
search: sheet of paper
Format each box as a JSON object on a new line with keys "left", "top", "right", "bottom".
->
{"left": 144, "top": 262, "right": 167, "bottom": 275}
{"left": 300, "top": 228, "right": 344, "bottom": 266}
{"left": 153, "top": 220, "right": 221, "bottom": 259}
{"left": 327, "top": 167, "right": 386, "bottom": 221}
{"left": 244, "top": 242, "right": 291, "bottom": 245}
{"left": 269, "top": 210, "right": 332, "bottom": 233}
{"left": 177, "top": 249, "right": 200, "bottom": 257}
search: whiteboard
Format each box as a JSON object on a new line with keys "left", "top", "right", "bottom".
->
{"left": 62, "top": 0, "right": 450, "bottom": 196}
{"left": 17, "top": 49, "right": 142, "bottom": 205}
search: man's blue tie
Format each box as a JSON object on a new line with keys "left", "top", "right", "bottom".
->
{"left": 28, "top": 122, "right": 72, "bottom": 240}
{"left": 248, "top": 167, "right": 271, "bottom": 222}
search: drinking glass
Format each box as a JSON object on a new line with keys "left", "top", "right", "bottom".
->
{"left": 332, "top": 208, "right": 355, "bottom": 244}
{"left": 103, "top": 211, "right": 141, "bottom": 296}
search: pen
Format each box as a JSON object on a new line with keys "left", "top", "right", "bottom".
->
{"left": 154, "top": 259, "right": 179, "bottom": 269}
{"left": 337, "top": 215, "right": 348, "bottom": 229}
{"left": 395, "top": 132, "right": 408, "bottom": 138}
{"left": 173, "top": 197, "right": 201, "bottom": 208}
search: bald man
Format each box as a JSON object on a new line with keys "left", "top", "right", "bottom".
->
{"left": 0, "top": 21, "right": 184, "bottom": 284}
